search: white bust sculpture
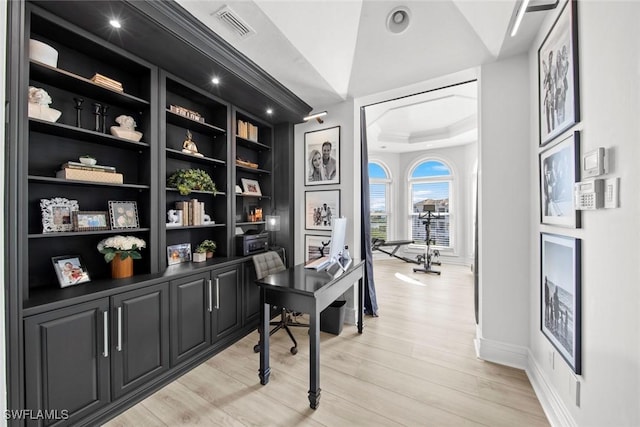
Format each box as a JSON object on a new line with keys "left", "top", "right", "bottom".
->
{"left": 28, "top": 86, "right": 61, "bottom": 123}
{"left": 110, "top": 114, "right": 143, "bottom": 142}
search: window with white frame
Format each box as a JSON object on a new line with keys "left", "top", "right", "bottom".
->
{"left": 409, "top": 160, "right": 452, "bottom": 248}
{"left": 368, "top": 162, "right": 391, "bottom": 241}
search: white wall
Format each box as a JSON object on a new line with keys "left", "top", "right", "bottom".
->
{"left": 1, "top": 0, "right": 8, "bottom": 423}
{"left": 527, "top": 2, "right": 640, "bottom": 425}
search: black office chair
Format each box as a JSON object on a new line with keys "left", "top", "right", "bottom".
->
{"left": 252, "top": 251, "right": 308, "bottom": 355}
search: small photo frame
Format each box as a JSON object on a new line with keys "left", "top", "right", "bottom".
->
{"left": 305, "top": 189, "right": 340, "bottom": 230}
{"left": 72, "top": 211, "right": 110, "bottom": 231}
{"left": 305, "top": 126, "right": 340, "bottom": 186}
{"left": 167, "top": 243, "right": 191, "bottom": 265}
{"left": 51, "top": 255, "right": 91, "bottom": 288}
{"left": 539, "top": 131, "right": 580, "bottom": 228}
{"left": 305, "top": 235, "right": 332, "bottom": 262}
{"left": 241, "top": 178, "right": 262, "bottom": 196}
{"left": 41, "top": 198, "right": 79, "bottom": 233}
{"left": 540, "top": 232, "right": 581, "bottom": 374}
{"left": 109, "top": 201, "right": 140, "bottom": 229}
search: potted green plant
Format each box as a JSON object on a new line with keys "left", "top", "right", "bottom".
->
{"left": 192, "top": 245, "right": 207, "bottom": 263}
{"left": 197, "top": 239, "right": 217, "bottom": 258}
{"left": 167, "top": 169, "right": 217, "bottom": 196}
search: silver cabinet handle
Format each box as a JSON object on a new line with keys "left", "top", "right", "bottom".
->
{"left": 208, "top": 279, "right": 213, "bottom": 312}
{"left": 215, "top": 277, "right": 220, "bottom": 309}
{"left": 102, "top": 311, "right": 109, "bottom": 358}
{"left": 116, "top": 306, "right": 123, "bottom": 352}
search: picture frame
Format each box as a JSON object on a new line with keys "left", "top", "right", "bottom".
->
{"left": 108, "top": 201, "right": 139, "bottom": 229}
{"left": 167, "top": 243, "right": 192, "bottom": 265}
{"left": 540, "top": 232, "right": 581, "bottom": 374}
{"left": 51, "top": 255, "right": 91, "bottom": 288}
{"left": 538, "top": 0, "right": 579, "bottom": 146}
{"left": 305, "top": 126, "right": 340, "bottom": 186}
{"left": 305, "top": 190, "right": 340, "bottom": 230}
{"left": 539, "top": 131, "right": 580, "bottom": 228}
{"left": 241, "top": 178, "right": 262, "bottom": 196}
{"left": 305, "top": 234, "right": 332, "bottom": 262}
{"left": 72, "top": 211, "right": 110, "bottom": 231}
{"left": 40, "top": 197, "right": 79, "bottom": 233}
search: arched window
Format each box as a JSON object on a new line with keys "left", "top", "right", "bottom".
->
{"left": 369, "top": 161, "right": 391, "bottom": 240}
{"left": 409, "top": 159, "right": 453, "bottom": 248}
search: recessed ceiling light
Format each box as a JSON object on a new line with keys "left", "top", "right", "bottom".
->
{"left": 266, "top": 108, "right": 273, "bottom": 115}
{"left": 211, "top": 77, "right": 220, "bottom": 85}
{"left": 109, "top": 19, "right": 121, "bottom": 29}
{"left": 386, "top": 7, "right": 410, "bottom": 34}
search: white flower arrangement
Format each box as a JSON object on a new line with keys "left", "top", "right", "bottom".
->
{"left": 28, "top": 86, "right": 52, "bottom": 105}
{"left": 115, "top": 115, "right": 137, "bottom": 130}
{"left": 97, "top": 235, "right": 146, "bottom": 263}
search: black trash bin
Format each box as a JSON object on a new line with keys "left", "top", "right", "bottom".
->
{"left": 320, "top": 300, "right": 347, "bottom": 335}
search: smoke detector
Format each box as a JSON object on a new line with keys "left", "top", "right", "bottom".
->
{"left": 214, "top": 5, "right": 256, "bottom": 39}
{"left": 386, "top": 6, "right": 411, "bottom": 35}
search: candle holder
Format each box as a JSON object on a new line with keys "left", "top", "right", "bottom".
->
{"left": 101, "top": 105, "right": 109, "bottom": 134}
{"left": 73, "top": 97, "right": 84, "bottom": 128}
{"left": 92, "top": 103, "right": 102, "bottom": 132}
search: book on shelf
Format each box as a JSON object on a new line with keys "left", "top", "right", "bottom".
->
{"left": 56, "top": 168, "right": 123, "bottom": 184}
{"left": 90, "top": 73, "right": 124, "bottom": 92}
{"left": 175, "top": 200, "right": 206, "bottom": 226}
{"left": 61, "top": 161, "right": 116, "bottom": 173}
{"left": 237, "top": 119, "right": 248, "bottom": 139}
{"left": 248, "top": 123, "right": 258, "bottom": 141}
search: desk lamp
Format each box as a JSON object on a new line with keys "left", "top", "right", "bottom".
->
{"left": 265, "top": 214, "right": 280, "bottom": 248}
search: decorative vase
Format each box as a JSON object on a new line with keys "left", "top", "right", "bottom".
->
{"left": 206, "top": 251, "right": 214, "bottom": 259}
{"left": 111, "top": 254, "right": 134, "bottom": 279}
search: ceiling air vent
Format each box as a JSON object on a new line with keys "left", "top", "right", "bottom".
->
{"left": 214, "top": 5, "right": 256, "bottom": 39}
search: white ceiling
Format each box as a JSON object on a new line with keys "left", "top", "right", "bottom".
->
{"left": 176, "top": 0, "right": 550, "bottom": 152}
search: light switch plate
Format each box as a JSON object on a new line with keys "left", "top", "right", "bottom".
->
{"left": 604, "top": 177, "right": 619, "bottom": 208}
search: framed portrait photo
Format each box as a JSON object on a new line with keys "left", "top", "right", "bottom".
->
{"left": 305, "top": 190, "right": 340, "bottom": 230}
{"left": 305, "top": 126, "right": 340, "bottom": 186}
{"left": 539, "top": 131, "right": 580, "bottom": 228}
{"left": 40, "top": 197, "right": 79, "bottom": 233}
{"left": 241, "top": 178, "right": 262, "bottom": 196}
{"left": 167, "top": 243, "right": 191, "bottom": 265}
{"left": 540, "top": 232, "right": 581, "bottom": 374}
{"left": 108, "top": 201, "right": 139, "bottom": 229}
{"left": 305, "top": 234, "right": 332, "bottom": 262}
{"left": 73, "top": 211, "right": 110, "bottom": 232}
{"left": 51, "top": 255, "right": 91, "bottom": 288}
{"left": 538, "top": 0, "right": 579, "bottom": 146}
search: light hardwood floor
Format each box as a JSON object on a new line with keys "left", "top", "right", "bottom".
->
{"left": 105, "top": 259, "right": 549, "bottom": 427}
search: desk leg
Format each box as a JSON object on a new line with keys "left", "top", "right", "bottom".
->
{"left": 308, "top": 306, "right": 321, "bottom": 409}
{"left": 358, "top": 276, "right": 364, "bottom": 334}
{"left": 258, "top": 289, "right": 270, "bottom": 385}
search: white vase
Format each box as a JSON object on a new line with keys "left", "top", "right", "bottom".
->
{"left": 28, "top": 103, "right": 61, "bottom": 123}
{"left": 110, "top": 126, "right": 143, "bottom": 142}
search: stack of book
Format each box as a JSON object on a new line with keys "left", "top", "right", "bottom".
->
{"left": 237, "top": 120, "right": 258, "bottom": 141}
{"left": 56, "top": 161, "right": 123, "bottom": 184}
{"left": 175, "top": 199, "right": 210, "bottom": 226}
{"left": 169, "top": 104, "right": 205, "bottom": 123}
{"left": 91, "top": 73, "right": 124, "bottom": 92}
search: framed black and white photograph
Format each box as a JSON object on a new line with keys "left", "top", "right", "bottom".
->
{"left": 167, "top": 243, "right": 191, "bottom": 265}
{"left": 108, "top": 201, "right": 139, "bottom": 229}
{"left": 72, "top": 211, "right": 110, "bottom": 232}
{"left": 305, "top": 190, "right": 340, "bottom": 230}
{"left": 305, "top": 234, "right": 332, "bottom": 262}
{"left": 540, "top": 232, "right": 581, "bottom": 374}
{"left": 538, "top": 0, "right": 579, "bottom": 146}
{"left": 40, "top": 198, "right": 79, "bottom": 233}
{"left": 241, "top": 178, "right": 262, "bottom": 196}
{"left": 51, "top": 255, "right": 91, "bottom": 288}
{"left": 305, "top": 126, "right": 340, "bottom": 186}
{"left": 539, "top": 131, "right": 580, "bottom": 228}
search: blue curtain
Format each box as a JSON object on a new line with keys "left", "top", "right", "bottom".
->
{"left": 359, "top": 107, "right": 379, "bottom": 316}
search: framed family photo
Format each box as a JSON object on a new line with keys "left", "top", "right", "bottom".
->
{"left": 538, "top": 0, "right": 579, "bottom": 146}
{"left": 73, "top": 211, "right": 110, "bottom": 232}
{"left": 305, "top": 235, "right": 332, "bottom": 262}
{"left": 539, "top": 131, "right": 580, "bottom": 228}
{"left": 40, "top": 197, "right": 79, "bottom": 233}
{"left": 109, "top": 201, "right": 139, "bottom": 229}
{"left": 540, "top": 232, "right": 581, "bottom": 374}
{"left": 305, "top": 190, "right": 340, "bottom": 230}
{"left": 51, "top": 255, "right": 91, "bottom": 288}
{"left": 167, "top": 243, "right": 191, "bottom": 265}
{"left": 305, "top": 126, "right": 340, "bottom": 186}
{"left": 241, "top": 178, "right": 262, "bottom": 196}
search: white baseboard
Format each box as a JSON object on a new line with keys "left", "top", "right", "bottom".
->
{"left": 526, "top": 350, "right": 577, "bottom": 427}
{"left": 474, "top": 336, "right": 528, "bottom": 370}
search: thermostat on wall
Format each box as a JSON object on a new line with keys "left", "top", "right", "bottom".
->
{"left": 582, "top": 147, "right": 607, "bottom": 177}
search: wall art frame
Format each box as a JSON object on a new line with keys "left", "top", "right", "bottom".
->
{"left": 40, "top": 197, "right": 79, "bottom": 233}
{"left": 305, "top": 189, "right": 340, "bottom": 230}
{"left": 108, "top": 200, "right": 140, "bottom": 229}
{"left": 540, "top": 232, "right": 581, "bottom": 374}
{"left": 304, "top": 234, "right": 332, "bottom": 262}
{"left": 539, "top": 131, "right": 580, "bottom": 228}
{"left": 538, "top": 0, "right": 580, "bottom": 146}
{"left": 305, "top": 126, "right": 340, "bottom": 186}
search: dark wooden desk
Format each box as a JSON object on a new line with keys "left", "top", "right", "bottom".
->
{"left": 256, "top": 260, "right": 365, "bottom": 409}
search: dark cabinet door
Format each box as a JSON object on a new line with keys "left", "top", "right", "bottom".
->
{"left": 243, "top": 261, "right": 260, "bottom": 325}
{"left": 24, "top": 299, "right": 110, "bottom": 427}
{"left": 170, "top": 272, "right": 211, "bottom": 366}
{"left": 211, "top": 265, "right": 242, "bottom": 342}
{"left": 110, "top": 283, "right": 170, "bottom": 400}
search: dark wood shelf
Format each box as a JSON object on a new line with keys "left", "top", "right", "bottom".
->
{"left": 29, "top": 118, "right": 150, "bottom": 149}
{"left": 165, "top": 223, "right": 226, "bottom": 230}
{"left": 29, "top": 228, "right": 151, "bottom": 239}
{"left": 166, "top": 187, "right": 226, "bottom": 196}
{"left": 28, "top": 175, "right": 150, "bottom": 189}
{"left": 30, "top": 60, "right": 150, "bottom": 108}
{"left": 166, "top": 148, "right": 225, "bottom": 166}
{"left": 236, "top": 194, "right": 271, "bottom": 200}
{"left": 236, "top": 221, "right": 265, "bottom": 226}
{"left": 166, "top": 109, "right": 226, "bottom": 135}
{"left": 236, "top": 164, "right": 270, "bottom": 175}
{"left": 236, "top": 136, "right": 270, "bottom": 151}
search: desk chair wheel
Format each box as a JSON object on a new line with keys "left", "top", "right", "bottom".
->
{"left": 290, "top": 346, "right": 298, "bottom": 355}
{"left": 253, "top": 344, "right": 260, "bottom": 353}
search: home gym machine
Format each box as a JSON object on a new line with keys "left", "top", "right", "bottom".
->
{"left": 413, "top": 204, "right": 441, "bottom": 275}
